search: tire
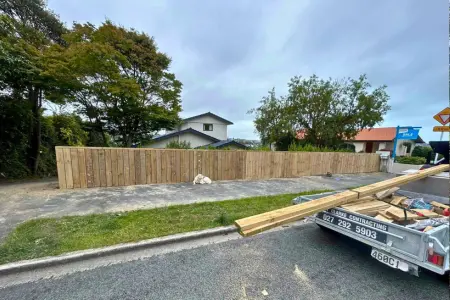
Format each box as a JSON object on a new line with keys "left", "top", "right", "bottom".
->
{"left": 438, "top": 271, "right": 450, "bottom": 283}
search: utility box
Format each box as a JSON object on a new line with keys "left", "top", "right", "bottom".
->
{"left": 376, "top": 151, "right": 391, "bottom": 172}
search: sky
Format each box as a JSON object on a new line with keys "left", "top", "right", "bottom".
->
{"left": 48, "top": 0, "right": 449, "bottom": 143}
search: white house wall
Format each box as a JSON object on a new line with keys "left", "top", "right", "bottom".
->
{"left": 349, "top": 140, "right": 415, "bottom": 155}
{"left": 145, "top": 132, "right": 214, "bottom": 149}
{"left": 396, "top": 140, "right": 416, "bottom": 156}
{"left": 351, "top": 142, "right": 365, "bottom": 153}
{"left": 180, "top": 115, "right": 228, "bottom": 140}
{"left": 144, "top": 136, "right": 178, "bottom": 148}
{"left": 180, "top": 132, "right": 216, "bottom": 148}
{"left": 378, "top": 142, "right": 388, "bottom": 150}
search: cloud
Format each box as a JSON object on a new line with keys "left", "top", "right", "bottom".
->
{"left": 48, "top": 0, "right": 448, "bottom": 142}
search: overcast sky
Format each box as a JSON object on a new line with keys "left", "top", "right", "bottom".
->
{"left": 48, "top": 0, "right": 448, "bottom": 143}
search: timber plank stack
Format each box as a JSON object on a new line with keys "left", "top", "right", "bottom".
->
{"left": 235, "top": 164, "right": 449, "bottom": 236}
{"left": 385, "top": 206, "right": 421, "bottom": 221}
{"left": 341, "top": 200, "right": 391, "bottom": 216}
{"left": 237, "top": 191, "right": 358, "bottom": 236}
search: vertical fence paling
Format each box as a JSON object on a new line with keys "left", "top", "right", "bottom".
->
{"left": 55, "top": 147, "right": 380, "bottom": 189}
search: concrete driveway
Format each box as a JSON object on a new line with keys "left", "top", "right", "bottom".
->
{"left": 0, "top": 173, "right": 391, "bottom": 240}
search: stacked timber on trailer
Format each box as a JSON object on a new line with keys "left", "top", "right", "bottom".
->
{"left": 235, "top": 164, "right": 449, "bottom": 236}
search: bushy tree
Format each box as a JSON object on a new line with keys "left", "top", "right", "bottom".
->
{"left": 0, "top": 2, "right": 183, "bottom": 178}
{"left": 250, "top": 75, "right": 391, "bottom": 148}
{"left": 0, "top": 95, "right": 33, "bottom": 178}
{"left": 249, "top": 88, "right": 291, "bottom": 146}
{"left": 0, "top": 0, "right": 66, "bottom": 174}
{"left": 50, "top": 114, "right": 88, "bottom": 146}
{"left": 46, "top": 21, "right": 182, "bottom": 147}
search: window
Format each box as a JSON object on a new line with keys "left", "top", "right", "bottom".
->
{"left": 203, "top": 123, "right": 213, "bottom": 131}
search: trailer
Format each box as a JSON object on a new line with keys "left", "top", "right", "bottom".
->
{"left": 296, "top": 190, "right": 449, "bottom": 276}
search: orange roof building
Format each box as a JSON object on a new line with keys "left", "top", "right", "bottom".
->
{"left": 296, "top": 127, "right": 424, "bottom": 154}
{"left": 351, "top": 128, "right": 397, "bottom": 141}
{"left": 349, "top": 127, "right": 424, "bottom": 154}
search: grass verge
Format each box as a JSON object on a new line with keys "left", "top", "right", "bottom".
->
{"left": 0, "top": 189, "right": 330, "bottom": 264}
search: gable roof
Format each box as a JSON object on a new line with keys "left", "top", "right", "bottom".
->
{"left": 352, "top": 128, "right": 397, "bottom": 141}
{"left": 152, "top": 128, "right": 220, "bottom": 143}
{"left": 207, "top": 140, "right": 248, "bottom": 149}
{"left": 183, "top": 112, "right": 233, "bottom": 125}
{"left": 297, "top": 127, "right": 425, "bottom": 143}
{"left": 352, "top": 127, "right": 424, "bottom": 143}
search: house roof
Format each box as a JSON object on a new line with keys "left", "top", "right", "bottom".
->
{"left": 352, "top": 127, "right": 424, "bottom": 143}
{"left": 152, "top": 128, "right": 220, "bottom": 143}
{"left": 352, "top": 127, "right": 397, "bottom": 141}
{"left": 207, "top": 140, "right": 248, "bottom": 149}
{"left": 296, "top": 130, "right": 307, "bottom": 139}
{"left": 183, "top": 112, "right": 234, "bottom": 125}
{"left": 297, "top": 127, "right": 425, "bottom": 143}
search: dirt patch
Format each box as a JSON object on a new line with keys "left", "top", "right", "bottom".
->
{"left": 0, "top": 179, "right": 63, "bottom": 198}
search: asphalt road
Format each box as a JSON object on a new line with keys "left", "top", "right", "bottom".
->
{"left": 0, "top": 224, "right": 447, "bottom": 300}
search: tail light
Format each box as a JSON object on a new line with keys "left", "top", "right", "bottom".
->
{"left": 427, "top": 242, "right": 444, "bottom": 266}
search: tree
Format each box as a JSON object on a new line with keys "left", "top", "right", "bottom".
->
{"left": 50, "top": 114, "right": 88, "bottom": 146}
{"left": 0, "top": 95, "right": 33, "bottom": 178}
{"left": 250, "top": 75, "right": 391, "bottom": 148}
{"left": 0, "top": 0, "right": 66, "bottom": 174}
{"left": 1, "top": 0, "right": 65, "bottom": 43}
{"left": 47, "top": 21, "right": 182, "bottom": 147}
{"left": 248, "top": 88, "right": 291, "bottom": 147}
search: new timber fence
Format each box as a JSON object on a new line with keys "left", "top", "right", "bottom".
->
{"left": 55, "top": 147, "right": 380, "bottom": 189}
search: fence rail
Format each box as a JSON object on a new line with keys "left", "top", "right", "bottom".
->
{"left": 55, "top": 147, "right": 380, "bottom": 189}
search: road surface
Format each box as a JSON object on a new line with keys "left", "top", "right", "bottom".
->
{"left": 0, "top": 223, "right": 446, "bottom": 300}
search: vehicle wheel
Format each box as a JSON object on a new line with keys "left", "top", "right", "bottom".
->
{"left": 438, "top": 271, "right": 449, "bottom": 283}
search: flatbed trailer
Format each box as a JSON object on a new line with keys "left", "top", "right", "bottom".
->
{"left": 297, "top": 191, "right": 449, "bottom": 276}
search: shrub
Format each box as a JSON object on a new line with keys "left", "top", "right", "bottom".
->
{"left": 337, "top": 143, "right": 356, "bottom": 152}
{"left": 395, "top": 156, "right": 426, "bottom": 165}
{"left": 197, "top": 146, "right": 233, "bottom": 150}
{"left": 411, "top": 146, "right": 433, "bottom": 159}
{"left": 288, "top": 143, "right": 353, "bottom": 152}
{"left": 251, "top": 145, "right": 271, "bottom": 151}
{"left": 197, "top": 145, "right": 216, "bottom": 150}
{"left": 51, "top": 114, "right": 88, "bottom": 146}
{"left": 165, "top": 140, "right": 191, "bottom": 149}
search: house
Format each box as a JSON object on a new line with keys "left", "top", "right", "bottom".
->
{"left": 205, "top": 140, "right": 248, "bottom": 149}
{"left": 346, "top": 127, "right": 424, "bottom": 154}
{"left": 146, "top": 112, "right": 247, "bottom": 149}
{"left": 295, "top": 127, "right": 424, "bottom": 155}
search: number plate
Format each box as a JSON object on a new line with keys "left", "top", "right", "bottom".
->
{"left": 371, "top": 249, "right": 408, "bottom": 271}
{"left": 317, "top": 211, "right": 388, "bottom": 243}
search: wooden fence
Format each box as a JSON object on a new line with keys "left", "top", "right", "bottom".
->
{"left": 55, "top": 146, "right": 380, "bottom": 189}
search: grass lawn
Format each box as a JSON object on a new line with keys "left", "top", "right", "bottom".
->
{"left": 0, "top": 189, "right": 330, "bottom": 264}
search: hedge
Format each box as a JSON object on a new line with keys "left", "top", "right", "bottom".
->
{"left": 395, "top": 156, "right": 426, "bottom": 165}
